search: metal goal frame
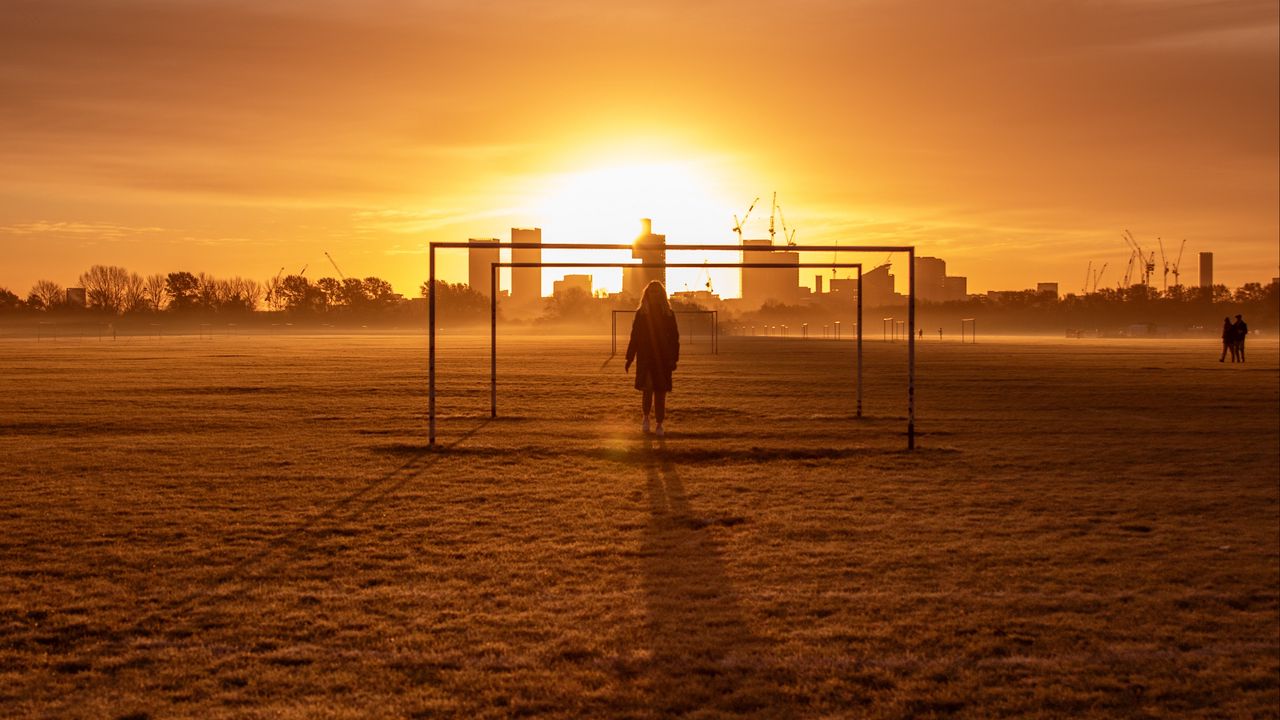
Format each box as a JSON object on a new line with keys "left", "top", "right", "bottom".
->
{"left": 429, "top": 242, "right": 918, "bottom": 449}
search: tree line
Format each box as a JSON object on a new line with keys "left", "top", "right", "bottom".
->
{"left": 0, "top": 266, "right": 413, "bottom": 316}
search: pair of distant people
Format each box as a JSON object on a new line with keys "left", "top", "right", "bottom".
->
{"left": 1219, "top": 314, "right": 1249, "bottom": 363}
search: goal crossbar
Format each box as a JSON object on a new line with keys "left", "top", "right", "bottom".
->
{"left": 429, "top": 243, "right": 918, "bottom": 449}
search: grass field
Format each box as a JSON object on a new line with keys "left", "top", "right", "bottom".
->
{"left": 1, "top": 332, "right": 1277, "bottom": 718}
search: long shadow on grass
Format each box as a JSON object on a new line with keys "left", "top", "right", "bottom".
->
{"left": 48, "top": 421, "right": 490, "bottom": 674}
{"left": 632, "top": 440, "right": 794, "bottom": 716}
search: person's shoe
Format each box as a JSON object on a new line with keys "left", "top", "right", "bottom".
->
{"left": 642, "top": 417, "right": 650, "bottom": 434}
{"left": 655, "top": 423, "right": 665, "bottom": 437}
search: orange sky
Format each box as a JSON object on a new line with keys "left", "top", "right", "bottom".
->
{"left": 2, "top": 0, "right": 1277, "bottom": 298}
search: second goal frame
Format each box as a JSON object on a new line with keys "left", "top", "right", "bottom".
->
{"left": 429, "top": 242, "right": 918, "bottom": 449}
{"left": 611, "top": 309, "right": 719, "bottom": 356}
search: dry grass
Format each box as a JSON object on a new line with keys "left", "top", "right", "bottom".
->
{"left": 1, "top": 332, "right": 1276, "bottom": 718}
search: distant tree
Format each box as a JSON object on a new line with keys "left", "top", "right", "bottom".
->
{"left": 540, "top": 286, "right": 602, "bottom": 323}
{"left": 220, "top": 277, "right": 262, "bottom": 312}
{"left": 196, "top": 272, "right": 222, "bottom": 311}
{"left": 263, "top": 275, "right": 285, "bottom": 311}
{"left": 0, "top": 287, "right": 20, "bottom": 312}
{"left": 340, "top": 277, "right": 369, "bottom": 309}
{"left": 79, "top": 265, "right": 131, "bottom": 313}
{"left": 27, "top": 279, "right": 65, "bottom": 311}
{"left": 278, "top": 274, "right": 325, "bottom": 313}
{"left": 122, "top": 271, "right": 147, "bottom": 313}
{"left": 363, "top": 277, "right": 397, "bottom": 310}
{"left": 315, "top": 277, "right": 343, "bottom": 309}
{"left": 165, "top": 271, "right": 201, "bottom": 311}
{"left": 420, "top": 280, "right": 489, "bottom": 322}
{"left": 1234, "top": 282, "right": 1266, "bottom": 303}
{"left": 143, "top": 274, "right": 167, "bottom": 311}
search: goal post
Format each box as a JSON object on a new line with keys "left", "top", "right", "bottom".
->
{"left": 612, "top": 309, "right": 718, "bottom": 356}
{"left": 427, "top": 242, "right": 916, "bottom": 448}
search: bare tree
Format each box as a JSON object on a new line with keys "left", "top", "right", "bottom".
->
{"left": 122, "top": 271, "right": 147, "bottom": 313}
{"left": 27, "top": 280, "right": 64, "bottom": 310}
{"left": 79, "top": 265, "right": 130, "bottom": 313}
{"left": 222, "top": 277, "right": 262, "bottom": 312}
{"left": 263, "top": 275, "right": 285, "bottom": 311}
{"left": 143, "top": 273, "right": 167, "bottom": 311}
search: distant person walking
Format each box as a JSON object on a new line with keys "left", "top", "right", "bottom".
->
{"left": 1234, "top": 314, "right": 1249, "bottom": 363}
{"left": 625, "top": 281, "right": 680, "bottom": 437}
{"left": 1220, "top": 317, "right": 1234, "bottom": 362}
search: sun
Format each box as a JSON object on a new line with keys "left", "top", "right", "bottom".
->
{"left": 527, "top": 158, "right": 740, "bottom": 294}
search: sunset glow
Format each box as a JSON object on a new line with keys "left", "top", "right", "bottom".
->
{"left": 1, "top": 0, "right": 1276, "bottom": 297}
{"left": 523, "top": 158, "right": 738, "bottom": 294}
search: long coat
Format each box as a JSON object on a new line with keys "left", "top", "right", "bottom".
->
{"left": 626, "top": 309, "right": 680, "bottom": 392}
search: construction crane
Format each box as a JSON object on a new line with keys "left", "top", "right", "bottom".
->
{"left": 1170, "top": 239, "right": 1187, "bottom": 288}
{"left": 324, "top": 251, "right": 347, "bottom": 281}
{"left": 1121, "top": 250, "right": 1136, "bottom": 288}
{"left": 1093, "top": 263, "right": 1108, "bottom": 293}
{"left": 776, "top": 204, "right": 797, "bottom": 246}
{"left": 1123, "top": 230, "right": 1156, "bottom": 286}
{"left": 1083, "top": 261, "right": 1092, "bottom": 295}
{"left": 698, "top": 263, "right": 714, "bottom": 293}
{"left": 768, "top": 192, "right": 777, "bottom": 245}
{"left": 299, "top": 264, "right": 308, "bottom": 277}
{"left": 1158, "top": 237, "right": 1169, "bottom": 292}
{"left": 732, "top": 197, "right": 760, "bottom": 242}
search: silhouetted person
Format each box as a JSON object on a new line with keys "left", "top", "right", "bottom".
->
{"left": 937, "top": 327, "right": 943, "bottom": 340}
{"left": 625, "top": 280, "right": 680, "bottom": 437}
{"left": 1220, "top": 317, "right": 1234, "bottom": 362}
{"left": 1234, "top": 314, "right": 1248, "bottom": 362}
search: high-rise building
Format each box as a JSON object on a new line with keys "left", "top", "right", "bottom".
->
{"left": 914, "top": 257, "right": 948, "bottom": 302}
{"left": 467, "top": 238, "right": 500, "bottom": 297}
{"left": 1199, "top": 252, "right": 1213, "bottom": 288}
{"left": 624, "top": 219, "right": 666, "bottom": 299}
{"left": 740, "top": 239, "right": 800, "bottom": 309}
{"left": 511, "top": 228, "right": 542, "bottom": 304}
{"left": 1037, "top": 282, "right": 1059, "bottom": 297}
{"left": 944, "top": 275, "right": 967, "bottom": 301}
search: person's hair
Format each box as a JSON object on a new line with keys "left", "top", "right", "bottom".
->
{"left": 638, "top": 280, "right": 673, "bottom": 315}
{"left": 1235, "top": 314, "right": 1242, "bottom": 319}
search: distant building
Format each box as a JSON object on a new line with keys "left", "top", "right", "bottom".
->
{"left": 740, "top": 239, "right": 800, "bottom": 309}
{"left": 829, "top": 277, "right": 858, "bottom": 296}
{"left": 467, "top": 238, "right": 500, "bottom": 297}
{"left": 814, "top": 275, "right": 824, "bottom": 295}
{"left": 511, "top": 227, "right": 542, "bottom": 305}
{"left": 914, "top": 257, "right": 947, "bottom": 302}
{"left": 670, "top": 289, "right": 719, "bottom": 308}
{"left": 1037, "top": 282, "right": 1059, "bottom": 297}
{"left": 861, "top": 264, "right": 900, "bottom": 307}
{"left": 1199, "top": 252, "right": 1213, "bottom": 288}
{"left": 913, "top": 256, "right": 968, "bottom": 302}
{"left": 624, "top": 219, "right": 665, "bottom": 299}
{"left": 552, "top": 274, "right": 592, "bottom": 297}
{"left": 65, "top": 287, "right": 86, "bottom": 307}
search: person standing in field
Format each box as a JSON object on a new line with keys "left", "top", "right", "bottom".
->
{"left": 625, "top": 280, "right": 680, "bottom": 437}
{"left": 1220, "top": 317, "right": 1235, "bottom": 362}
{"left": 1234, "top": 314, "right": 1249, "bottom": 362}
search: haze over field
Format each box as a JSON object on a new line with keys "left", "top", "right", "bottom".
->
{"left": 2, "top": 0, "right": 1278, "bottom": 296}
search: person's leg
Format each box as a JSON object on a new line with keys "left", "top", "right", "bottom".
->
{"left": 1239, "top": 341, "right": 1246, "bottom": 362}
{"left": 642, "top": 389, "right": 653, "bottom": 417}
{"left": 1220, "top": 342, "right": 1227, "bottom": 362}
{"left": 655, "top": 391, "right": 666, "bottom": 425}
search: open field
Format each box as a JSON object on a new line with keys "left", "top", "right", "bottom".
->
{"left": 1, "top": 332, "right": 1277, "bottom": 718}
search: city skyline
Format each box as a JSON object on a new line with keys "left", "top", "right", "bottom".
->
{"left": 2, "top": 0, "right": 1277, "bottom": 297}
